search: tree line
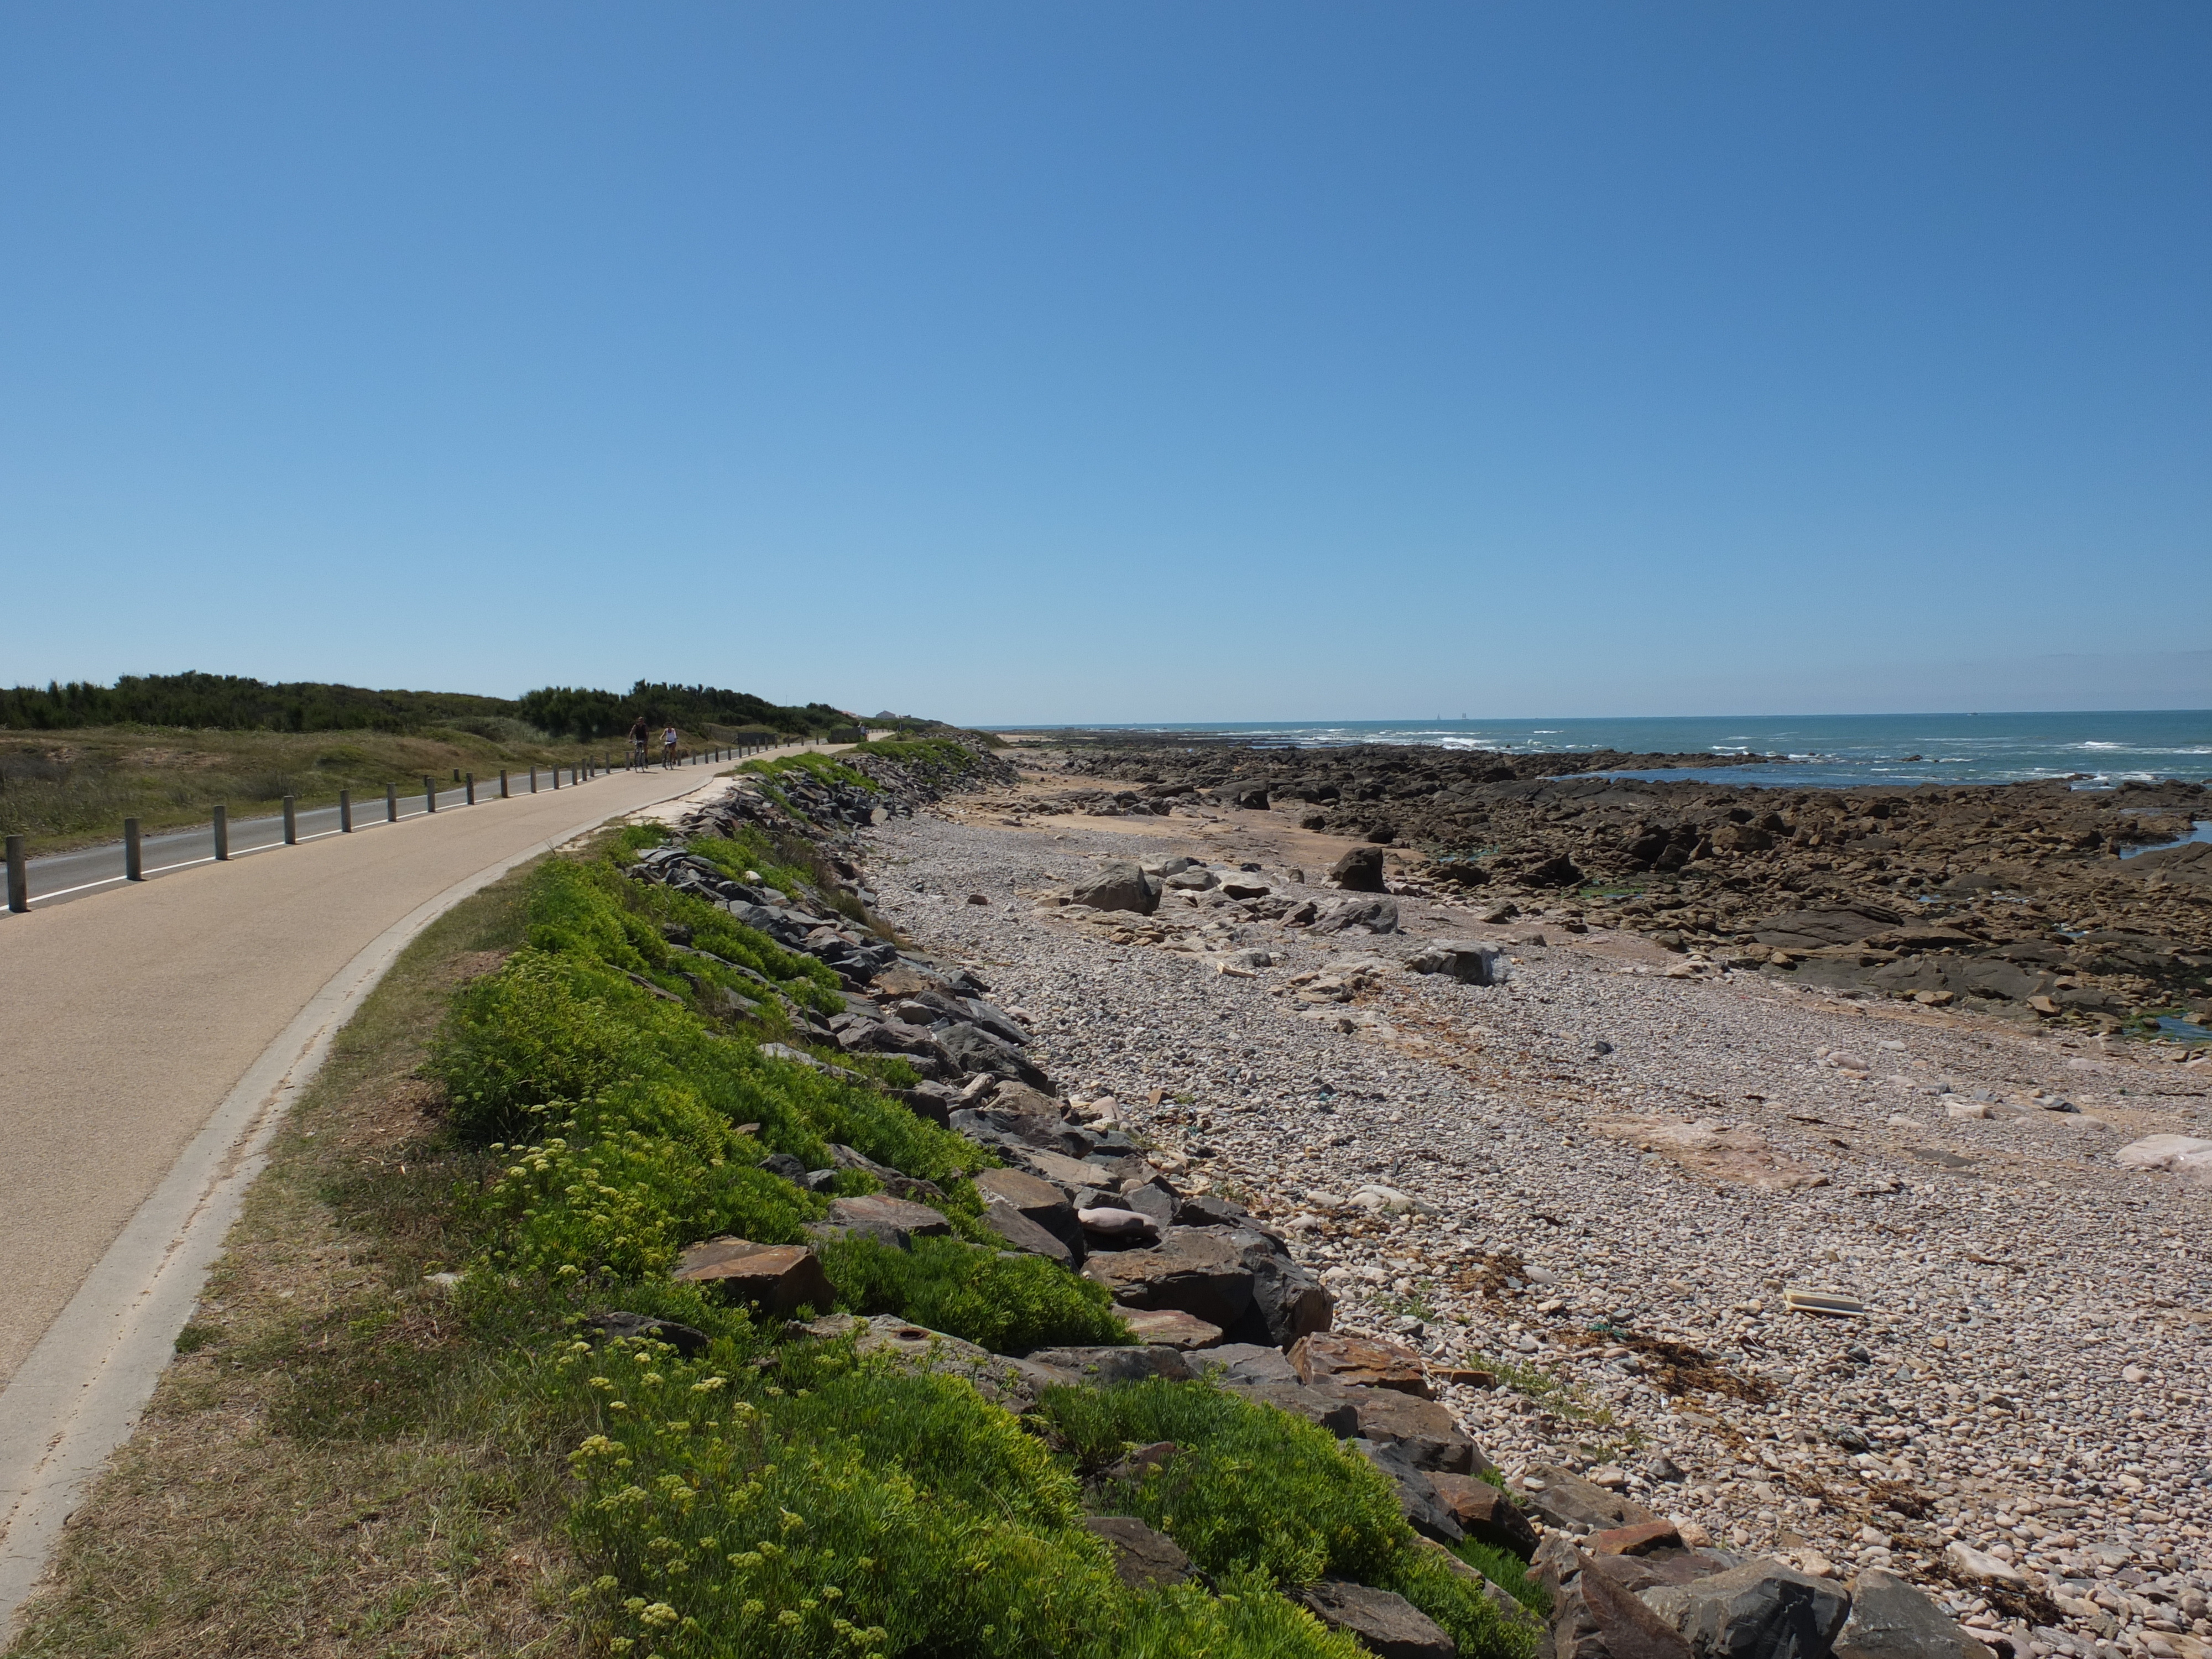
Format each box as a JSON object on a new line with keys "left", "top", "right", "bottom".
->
{"left": 1, "top": 672, "right": 857, "bottom": 739}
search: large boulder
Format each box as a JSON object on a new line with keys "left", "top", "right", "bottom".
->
{"left": 834, "top": 1017, "right": 946, "bottom": 1060}
{"left": 1552, "top": 1546, "right": 1695, "bottom": 1659}
{"left": 1341, "top": 1386, "right": 1483, "bottom": 1473}
{"left": 1119, "top": 1307, "right": 1224, "bottom": 1348}
{"left": 1228, "top": 1234, "right": 1336, "bottom": 1348}
{"left": 1830, "top": 1569, "right": 1997, "bottom": 1659}
{"left": 1222, "top": 1378, "right": 1361, "bottom": 1436}
{"left": 936, "top": 1022, "right": 1053, "bottom": 1090}
{"left": 1414, "top": 1537, "right": 1550, "bottom": 1636}
{"left": 671, "top": 1239, "right": 833, "bottom": 1314}
{"left": 1350, "top": 1436, "right": 1464, "bottom": 1545}
{"left": 974, "top": 1166, "right": 1084, "bottom": 1256}
{"left": 1071, "top": 859, "right": 1161, "bottom": 915}
{"left": 1404, "top": 940, "right": 1506, "bottom": 985}
{"left": 1329, "top": 847, "right": 1389, "bottom": 892}
{"left": 1641, "top": 1559, "right": 1850, "bottom": 1659}
{"left": 980, "top": 1199, "right": 1078, "bottom": 1266}
{"left": 1522, "top": 852, "right": 1585, "bottom": 889}
{"left": 1429, "top": 1471, "right": 1538, "bottom": 1557}
{"left": 1296, "top": 1579, "right": 1455, "bottom": 1659}
{"left": 1082, "top": 1226, "right": 1254, "bottom": 1331}
{"left": 2115, "top": 1134, "right": 2212, "bottom": 1182}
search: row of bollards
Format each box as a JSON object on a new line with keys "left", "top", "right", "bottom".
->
{"left": 4, "top": 737, "right": 802, "bottom": 914}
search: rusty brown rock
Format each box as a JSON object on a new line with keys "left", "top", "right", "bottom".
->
{"left": 1120, "top": 1307, "right": 1225, "bottom": 1348}
{"left": 1589, "top": 1519, "right": 1683, "bottom": 1557}
{"left": 1429, "top": 1470, "right": 1538, "bottom": 1557}
{"left": 671, "top": 1239, "right": 833, "bottom": 1314}
{"left": 1290, "top": 1329, "right": 1433, "bottom": 1397}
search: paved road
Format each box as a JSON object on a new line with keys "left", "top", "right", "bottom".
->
{"left": 13, "top": 750, "right": 759, "bottom": 911}
{"left": 0, "top": 738, "right": 844, "bottom": 1633}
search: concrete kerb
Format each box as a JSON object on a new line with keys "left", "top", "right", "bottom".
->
{"left": 0, "top": 758, "right": 780, "bottom": 1644}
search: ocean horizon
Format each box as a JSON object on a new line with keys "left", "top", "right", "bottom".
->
{"left": 992, "top": 708, "right": 2212, "bottom": 789}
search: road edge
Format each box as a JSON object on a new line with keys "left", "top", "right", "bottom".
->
{"left": 0, "top": 769, "right": 745, "bottom": 1644}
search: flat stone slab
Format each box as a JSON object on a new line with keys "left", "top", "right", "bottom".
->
{"left": 1081, "top": 1515, "right": 1192, "bottom": 1589}
{"left": 980, "top": 1198, "right": 1077, "bottom": 1266}
{"left": 1291, "top": 1329, "right": 1433, "bottom": 1397}
{"left": 1296, "top": 1579, "right": 1455, "bottom": 1659}
{"left": 799, "top": 1313, "right": 1075, "bottom": 1412}
{"left": 1024, "top": 1344, "right": 1193, "bottom": 1385}
{"left": 974, "top": 1166, "right": 1071, "bottom": 1215}
{"left": 819, "top": 1194, "right": 952, "bottom": 1248}
{"left": 1516, "top": 1463, "right": 1662, "bottom": 1533}
{"left": 671, "top": 1239, "right": 833, "bottom": 1314}
{"left": 1119, "top": 1307, "right": 1224, "bottom": 1348}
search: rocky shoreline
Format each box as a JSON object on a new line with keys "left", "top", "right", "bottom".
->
{"left": 612, "top": 738, "right": 2209, "bottom": 1659}
{"left": 1003, "top": 742, "right": 2212, "bottom": 1039}
{"left": 811, "top": 746, "right": 2209, "bottom": 1659}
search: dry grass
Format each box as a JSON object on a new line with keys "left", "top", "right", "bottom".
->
{"left": 4, "top": 867, "right": 589, "bottom": 1659}
{"left": 0, "top": 727, "right": 625, "bottom": 856}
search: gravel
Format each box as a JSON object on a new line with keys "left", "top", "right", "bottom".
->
{"left": 859, "top": 805, "right": 2212, "bottom": 1659}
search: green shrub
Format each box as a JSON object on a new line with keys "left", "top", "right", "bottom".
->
{"left": 564, "top": 1335, "right": 1369, "bottom": 1659}
{"left": 684, "top": 830, "right": 820, "bottom": 906}
{"left": 483, "top": 1104, "right": 824, "bottom": 1279}
{"left": 819, "top": 1235, "right": 1130, "bottom": 1354}
{"left": 1044, "top": 1380, "right": 1405, "bottom": 1585}
{"left": 435, "top": 949, "right": 978, "bottom": 1185}
{"left": 1040, "top": 1381, "right": 1540, "bottom": 1659}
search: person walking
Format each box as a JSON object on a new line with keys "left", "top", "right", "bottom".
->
{"left": 628, "top": 714, "right": 650, "bottom": 770}
{"left": 661, "top": 724, "right": 679, "bottom": 769}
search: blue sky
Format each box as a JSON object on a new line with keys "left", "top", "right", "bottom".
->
{"left": 2, "top": 3, "right": 2205, "bottom": 724}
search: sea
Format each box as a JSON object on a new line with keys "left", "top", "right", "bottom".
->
{"left": 1027, "top": 710, "right": 2212, "bottom": 791}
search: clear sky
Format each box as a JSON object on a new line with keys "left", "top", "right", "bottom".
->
{"left": 3, "top": 3, "right": 2206, "bottom": 724}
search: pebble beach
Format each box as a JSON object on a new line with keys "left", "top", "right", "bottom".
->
{"left": 855, "top": 783, "right": 2212, "bottom": 1659}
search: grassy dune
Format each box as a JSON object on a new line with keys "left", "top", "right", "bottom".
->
{"left": 0, "top": 723, "right": 713, "bottom": 856}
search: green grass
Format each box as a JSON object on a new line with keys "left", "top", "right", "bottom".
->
{"left": 1451, "top": 1539, "right": 1550, "bottom": 1615}
{"left": 0, "top": 723, "right": 635, "bottom": 855}
{"left": 1039, "top": 1381, "right": 1540, "bottom": 1658}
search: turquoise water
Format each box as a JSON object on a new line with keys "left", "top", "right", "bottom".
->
{"left": 1049, "top": 711, "right": 2212, "bottom": 789}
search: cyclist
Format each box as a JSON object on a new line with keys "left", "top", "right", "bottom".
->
{"left": 627, "top": 714, "right": 650, "bottom": 770}
{"left": 661, "top": 724, "right": 679, "bottom": 769}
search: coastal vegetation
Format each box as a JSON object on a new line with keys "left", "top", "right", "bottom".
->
{"left": 0, "top": 671, "right": 856, "bottom": 742}
{"left": 0, "top": 672, "right": 867, "bottom": 855}
{"left": 0, "top": 723, "right": 625, "bottom": 855}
